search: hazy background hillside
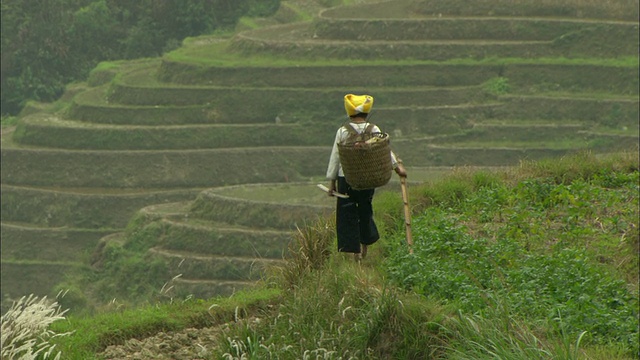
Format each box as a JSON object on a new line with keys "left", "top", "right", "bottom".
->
{"left": 1, "top": 0, "right": 280, "bottom": 116}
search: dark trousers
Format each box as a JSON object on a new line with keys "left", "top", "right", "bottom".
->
{"left": 336, "top": 176, "right": 380, "bottom": 253}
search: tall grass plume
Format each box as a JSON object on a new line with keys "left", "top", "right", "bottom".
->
{"left": 1, "top": 292, "right": 72, "bottom": 360}
{"left": 271, "top": 216, "right": 335, "bottom": 289}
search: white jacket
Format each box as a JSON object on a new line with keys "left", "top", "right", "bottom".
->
{"left": 326, "top": 122, "right": 398, "bottom": 180}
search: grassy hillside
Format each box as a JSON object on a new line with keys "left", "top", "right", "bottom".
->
{"left": 38, "top": 150, "right": 639, "bottom": 359}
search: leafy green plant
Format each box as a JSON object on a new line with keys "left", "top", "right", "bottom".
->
{"left": 483, "top": 76, "right": 511, "bottom": 95}
{"left": 439, "top": 305, "right": 592, "bottom": 360}
{"left": 385, "top": 164, "right": 639, "bottom": 355}
{"left": 0, "top": 114, "right": 19, "bottom": 128}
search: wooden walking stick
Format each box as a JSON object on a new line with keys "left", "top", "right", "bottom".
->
{"left": 400, "top": 176, "right": 413, "bottom": 254}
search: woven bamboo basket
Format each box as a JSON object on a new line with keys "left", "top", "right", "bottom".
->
{"left": 338, "top": 133, "right": 392, "bottom": 190}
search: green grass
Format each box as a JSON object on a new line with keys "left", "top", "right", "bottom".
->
{"left": 91, "top": 61, "right": 121, "bottom": 72}
{"left": 590, "top": 126, "right": 640, "bottom": 135}
{"left": 237, "top": 16, "right": 261, "bottom": 30}
{"left": 1, "top": 115, "right": 19, "bottom": 128}
{"left": 281, "top": 2, "right": 314, "bottom": 22}
{"left": 166, "top": 38, "right": 640, "bottom": 68}
{"left": 214, "top": 183, "right": 330, "bottom": 204}
{"left": 515, "top": 92, "right": 639, "bottom": 100}
{"left": 434, "top": 138, "right": 616, "bottom": 149}
{"left": 41, "top": 150, "right": 638, "bottom": 359}
{"left": 48, "top": 288, "right": 281, "bottom": 359}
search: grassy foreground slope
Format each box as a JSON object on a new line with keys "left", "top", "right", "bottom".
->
{"left": 48, "top": 150, "right": 639, "bottom": 359}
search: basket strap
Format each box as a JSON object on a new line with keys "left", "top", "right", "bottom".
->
{"left": 343, "top": 122, "right": 376, "bottom": 143}
{"left": 364, "top": 123, "right": 375, "bottom": 135}
{"left": 342, "top": 121, "right": 359, "bottom": 136}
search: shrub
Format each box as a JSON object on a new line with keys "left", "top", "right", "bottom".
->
{"left": 483, "top": 76, "right": 511, "bottom": 95}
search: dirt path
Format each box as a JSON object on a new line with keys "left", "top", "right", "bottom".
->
{"left": 99, "top": 326, "right": 225, "bottom": 360}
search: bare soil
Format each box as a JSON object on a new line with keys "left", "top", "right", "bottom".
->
{"left": 99, "top": 326, "right": 224, "bottom": 360}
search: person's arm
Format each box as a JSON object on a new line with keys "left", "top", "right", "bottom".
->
{"left": 395, "top": 162, "right": 407, "bottom": 177}
{"left": 391, "top": 152, "right": 407, "bottom": 178}
{"left": 326, "top": 128, "right": 342, "bottom": 196}
{"left": 328, "top": 178, "right": 337, "bottom": 196}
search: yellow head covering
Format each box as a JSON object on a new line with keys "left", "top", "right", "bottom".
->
{"left": 344, "top": 94, "right": 374, "bottom": 117}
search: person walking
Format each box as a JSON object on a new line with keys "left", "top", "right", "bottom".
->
{"left": 326, "top": 94, "right": 407, "bottom": 261}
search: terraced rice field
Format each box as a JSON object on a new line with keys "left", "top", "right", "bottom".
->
{"left": 1, "top": 0, "right": 638, "bottom": 311}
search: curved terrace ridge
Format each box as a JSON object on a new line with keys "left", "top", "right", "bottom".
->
{"left": 320, "top": 0, "right": 639, "bottom": 21}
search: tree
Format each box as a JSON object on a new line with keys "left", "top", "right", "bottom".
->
{"left": 1, "top": 0, "right": 89, "bottom": 114}
{"left": 0, "top": 0, "right": 281, "bottom": 116}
